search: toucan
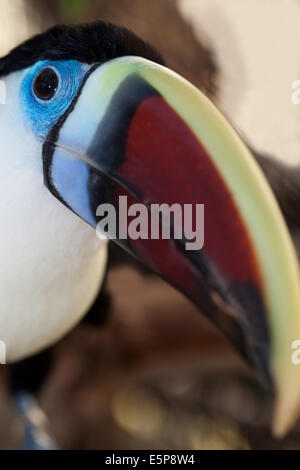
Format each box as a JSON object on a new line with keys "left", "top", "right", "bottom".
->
{"left": 0, "top": 21, "right": 300, "bottom": 441}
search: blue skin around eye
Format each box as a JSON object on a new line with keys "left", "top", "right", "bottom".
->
{"left": 20, "top": 60, "right": 90, "bottom": 138}
{"left": 21, "top": 59, "right": 96, "bottom": 225}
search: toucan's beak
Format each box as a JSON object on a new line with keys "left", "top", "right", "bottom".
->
{"left": 43, "top": 56, "right": 300, "bottom": 436}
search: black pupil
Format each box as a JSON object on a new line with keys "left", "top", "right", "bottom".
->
{"left": 33, "top": 68, "right": 59, "bottom": 100}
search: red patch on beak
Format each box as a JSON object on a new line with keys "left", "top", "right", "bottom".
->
{"left": 118, "top": 95, "right": 262, "bottom": 287}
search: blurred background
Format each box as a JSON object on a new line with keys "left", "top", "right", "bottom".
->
{"left": 0, "top": 0, "right": 300, "bottom": 450}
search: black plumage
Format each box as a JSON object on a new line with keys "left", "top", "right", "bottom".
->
{"left": 0, "top": 21, "right": 164, "bottom": 78}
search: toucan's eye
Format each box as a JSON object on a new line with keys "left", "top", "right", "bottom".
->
{"left": 33, "top": 67, "right": 59, "bottom": 101}
{"left": 22, "top": 60, "right": 88, "bottom": 136}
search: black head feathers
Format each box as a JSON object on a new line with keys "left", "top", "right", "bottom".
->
{"left": 0, "top": 21, "right": 164, "bottom": 77}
